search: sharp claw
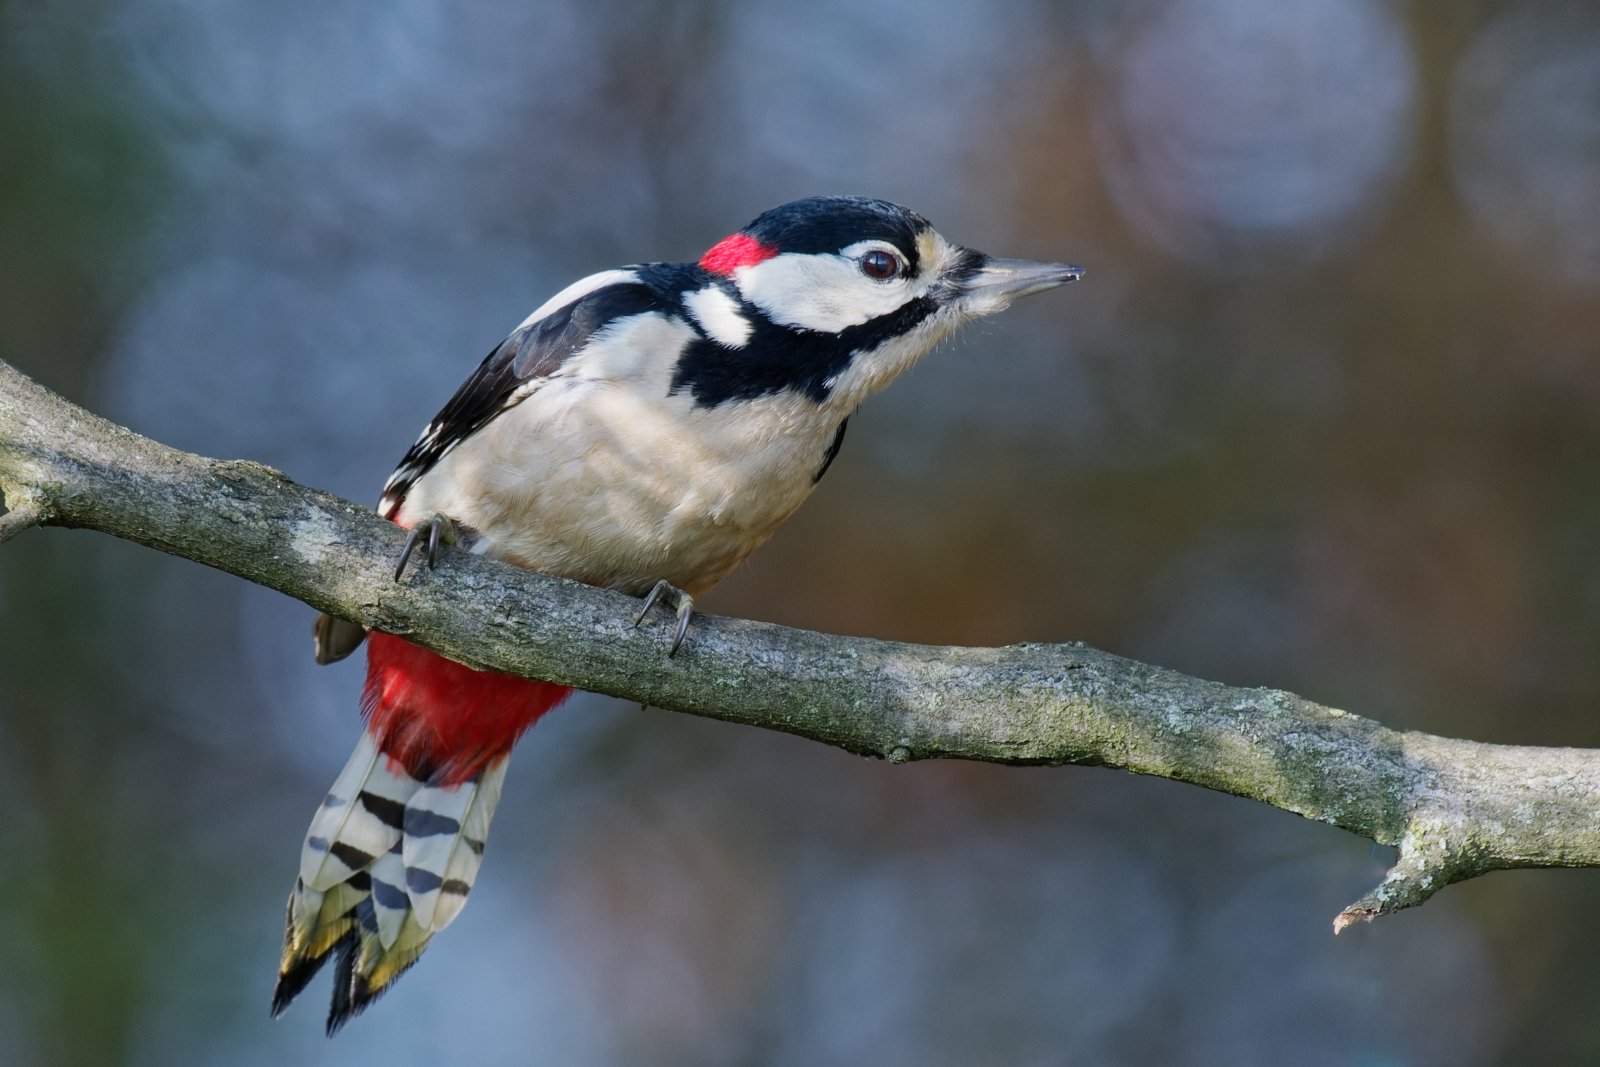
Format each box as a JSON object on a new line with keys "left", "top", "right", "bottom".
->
{"left": 669, "top": 598, "right": 693, "bottom": 658}
{"left": 426, "top": 517, "right": 443, "bottom": 569}
{"left": 634, "top": 580, "right": 694, "bottom": 655}
{"left": 634, "top": 579, "right": 668, "bottom": 628}
{"left": 396, "top": 514, "right": 458, "bottom": 580}
{"left": 394, "top": 526, "right": 423, "bottom": 582}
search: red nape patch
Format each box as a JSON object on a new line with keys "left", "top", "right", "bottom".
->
{"left": 361, "top": 632, "right": 572, "bottom": 786}
{"left": 699, "top": 232, "right": 778, "bottom": 275}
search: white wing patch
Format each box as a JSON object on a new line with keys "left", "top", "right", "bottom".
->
{"left": 557, "top": 311, "right": 698, "bottom": 383}
{"left": 682, "top": 285, "right": 753, "bottom": 347}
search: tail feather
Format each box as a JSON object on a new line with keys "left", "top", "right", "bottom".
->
{"left": 368, "top": 845, "right": 411, "bottom": 949}
{"left": 299, "top": 733, "right": 421, "bottom": 893}
{"left": 329, "top": 758, "right": 512, "bottom": 1029}
{"left": 402, "top": 758, "right": 509, "bottom": 930}
{"left": 275, "top": 635, "right": 571, "bottom": 1031}
{"left": 277, "top": 734, "right": 425, "bottom": 1021}
{"left": 339, "top": 912, "right": 433, "bottom": 1030}
{"left": 270, "top": 882, "right": 333, "bottom": 1018}
{"left": 271, "top": 871, "right": 371, "bottom": 1018}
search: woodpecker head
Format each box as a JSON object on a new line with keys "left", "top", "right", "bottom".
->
{"left": 687, "top": 196, "right": 1082, "bottom": 407}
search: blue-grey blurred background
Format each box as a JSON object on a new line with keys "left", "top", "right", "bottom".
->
{"left": 3, "top": 0, "right": 1600, "bottom": 1063}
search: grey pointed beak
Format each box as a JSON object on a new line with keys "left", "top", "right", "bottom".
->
{"left": 963, "top": 256, "right": 1084, "bottom": 302}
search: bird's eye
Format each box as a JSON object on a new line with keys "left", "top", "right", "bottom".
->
{"left": 860, "top": 250, "right": 901, "bottom": 280}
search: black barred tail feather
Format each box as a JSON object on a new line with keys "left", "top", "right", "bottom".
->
{"left": 273, "top": 732, "right": 510, "bottom": 1033}
{"left": 276, "top": 635, "right": 565, "bottom": 1032}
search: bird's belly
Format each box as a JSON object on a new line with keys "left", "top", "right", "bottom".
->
{"left": 399, "top": 379, "right": 841, "bottom": 596}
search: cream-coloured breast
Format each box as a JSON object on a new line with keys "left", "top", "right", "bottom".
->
{"left": 397, "top": 321, "right": 846, "bottom": 597}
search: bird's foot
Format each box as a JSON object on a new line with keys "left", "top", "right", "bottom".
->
{"left": 633, "top": 580, "right": 695, "bottom": 657}
{"left": 394, "top": 514, "right": 459, "bottom": 581}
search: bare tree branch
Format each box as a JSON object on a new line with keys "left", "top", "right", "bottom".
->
{"left": 0, "top": 497, "right": 44, "bottom": 542}
{"left": 3, "top": 356, "right": 1598, "bottom": 929}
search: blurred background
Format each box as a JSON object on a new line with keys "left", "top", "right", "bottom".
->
{"left": 2, "top": 0, "right": 1599, "bottom": 1062}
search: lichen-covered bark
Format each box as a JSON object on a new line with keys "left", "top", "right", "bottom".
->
{"left": 5, "top": 356, "right": 1600, "bottom": 929}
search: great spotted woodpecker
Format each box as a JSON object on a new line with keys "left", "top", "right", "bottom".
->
{"left": 273, "top": 196, "right": 1081, "bottom": 1031}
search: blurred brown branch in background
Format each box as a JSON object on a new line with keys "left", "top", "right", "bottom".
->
{"left": 4, "top": 355, "right": 1600, "bottom": 932}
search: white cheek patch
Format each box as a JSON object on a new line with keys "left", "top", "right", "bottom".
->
{"left": 516, "top": 269, "right": 641, "bottom": 330}
{"left": 736, "top": 252, "right": 915, "bottom": 333}
{"left": 682, "top": 286, "right": 753, "bottom": 348}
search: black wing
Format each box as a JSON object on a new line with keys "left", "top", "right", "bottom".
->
{"left": 376, "top": 278, "right": 668, "bottom": 518}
